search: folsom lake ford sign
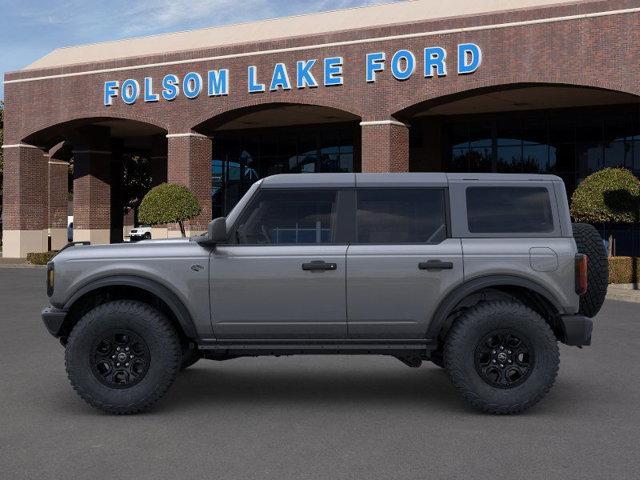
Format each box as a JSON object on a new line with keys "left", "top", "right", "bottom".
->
{"left": 103, "top": 43, "right": 482, "bottom": 106}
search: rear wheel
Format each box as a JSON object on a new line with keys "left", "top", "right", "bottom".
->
{"left": 444, "top": 301, "right": 559, "bottom": 414}
{"left": 572, "top": 223, "right": 608, "bottom": 318}
{"left": 65, "top": 300, "right": 181, "bottom": 414}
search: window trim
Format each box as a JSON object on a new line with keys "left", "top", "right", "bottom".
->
{"left": 225, "top": 187, "right": 351, "bottom": 246}
{"left": 352, "top": 187, "right": 450, "bottom": 245}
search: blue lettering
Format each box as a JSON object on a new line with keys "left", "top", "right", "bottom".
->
{"left": 270, "top": 63, "right": 291, "bottom": 91}
{"left": 183, "top": 72, "right": 203, "bottom": 99}
{"left": 121, "top": 79, "right": 140, "bottom": 104}
{"left": 103, "top": 80, "right": 119, "bottom": 106}
{"left": 296, "top": 60, "right": 318, "bottom": 89}
{"left": 143, "top": 77, "right": 159, "bottom": 102}
{"left": 208, "top": 69, "right": 229, "bottom": 96}
{"left": 324, "top": 57, "right": 343, "bottom": 86}
{"left": 424, "top": 47, "right": 447, "bottom": 77}
{"left": 390, "top": 50, "right": 415, "bottom": 81}
{"left": 248, "top": 66, "right": 265, "bottom": 93}
{"left": 457, "top": 43, "right": 482, "bottom": 74}
{"left": 161, "top": 74, "right": 179, "bottom": 101}
{"left": 366, "top": 52, "right": 385, "bottom": 82}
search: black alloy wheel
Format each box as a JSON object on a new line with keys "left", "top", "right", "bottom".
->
{"left": 91, "top": 330, "right": 150, "bottom": 388}
{"left": 474, "top": 330, "right": 533, "bottom": 388}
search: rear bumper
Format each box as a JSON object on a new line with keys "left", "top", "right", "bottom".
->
{"left": 559, "top": 314, "right": 593, "bottom": 346}
{"left": 42, "top": 306, "right": 67, "bottom": 337}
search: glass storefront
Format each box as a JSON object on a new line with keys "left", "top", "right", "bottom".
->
{"left": 440, "top": 104, "right": 640, "bottom": 194}
{"left": 211, "top": 122, "right": 359, "bottom": 217}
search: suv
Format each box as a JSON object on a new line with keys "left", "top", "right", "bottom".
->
{"left": 128, "top": 226, "right": 152, "bottom": 242}
{"left": 42, "top": 173, "right": 607, "bottom": 415}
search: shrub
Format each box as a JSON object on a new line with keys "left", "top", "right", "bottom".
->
{"left": 138, "top": 183, "right": 202, "bottom": 237}
{"left": 570, "top": 168, "right": 640, "bottom": 224}
{"left": 27, "top": 251, "right": 58, "bottom": 265}
{"left": 608, "top": 256, "right": 640, "bottom": 284}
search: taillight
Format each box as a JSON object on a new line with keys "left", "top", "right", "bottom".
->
{"left": 575, "top": 254, "right": 588, "bottom": 295}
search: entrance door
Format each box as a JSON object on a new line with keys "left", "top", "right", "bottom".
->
{"left": 346, "top": 187, "right": 463, "bottom": 339}
{"left": 210, "top": 187, "right": 349, "bottom": 339}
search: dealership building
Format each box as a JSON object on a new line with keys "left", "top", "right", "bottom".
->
{"left": 2, "top": 0, "right": 640, "bottom": 257}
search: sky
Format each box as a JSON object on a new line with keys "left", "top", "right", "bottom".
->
{"left": 0, "top": 0, "right": 399, "bottom": 100}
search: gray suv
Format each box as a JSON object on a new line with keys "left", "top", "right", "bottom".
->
{"left": 42, "top": 173, "right": 607, "bottom": 414}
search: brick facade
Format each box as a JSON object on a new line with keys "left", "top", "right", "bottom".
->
{"left": 2, "top": 0, "right": 640, "bottom": 256}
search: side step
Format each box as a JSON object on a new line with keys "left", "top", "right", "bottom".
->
{"left": 197, "top": 339, "right": 437, "bottom": 357}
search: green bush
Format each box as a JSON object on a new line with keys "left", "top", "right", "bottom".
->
{"left": 608, "top": 256, "right": 640, "bottom": 284}
{"left": 138, "top": 183, "right": 202, "bottom": 237}
{"left": 570, "top": 168, "right": 640, "bottom": 224}
{"left": 27, "top": 251, "right": 58, "bottom": 265}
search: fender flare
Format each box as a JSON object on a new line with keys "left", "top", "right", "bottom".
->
{"left": 426, "top": 274, "right": 564, "bottom": 340}
{"left": 63, "top": 275, "right": 198, "bottom": 339}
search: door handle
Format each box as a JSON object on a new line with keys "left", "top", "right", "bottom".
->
{"left": 419, "top": 260, "right": 454, "bottom": 271}
{"left": 302, "top": 260, "right": 337, "bottom": 271}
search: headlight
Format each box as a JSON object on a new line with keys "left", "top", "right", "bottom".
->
{"left": 47, "top": 262, "right": 55, "bottom": 297}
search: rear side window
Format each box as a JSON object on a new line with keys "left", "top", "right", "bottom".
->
{"left": 356, "top": 189, "right": 447, "bottom": 243}
{"left": 466, "top": 187, "right": 554, "bottom": 233}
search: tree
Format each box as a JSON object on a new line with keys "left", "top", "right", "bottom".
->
{"left": 121, "top": 153, "right": 152, "bottom": 224}
{"left": 138, "top": 183, "right": 202, "bottom": 237}
{"left": 570, "top": 167, "right": 640, "bottom": 255}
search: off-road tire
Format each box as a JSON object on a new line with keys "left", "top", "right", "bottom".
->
{"left": 180, "top": 347, "right": 201, "bottom": 370}
{"left": 572, "top": 223, "right": 608, "bottom": 318}
{"left": 65, "top": 300, "right": 181, "bottom": 414}
{"left": 444, "top": 301, "right": 560, "bottom": 414}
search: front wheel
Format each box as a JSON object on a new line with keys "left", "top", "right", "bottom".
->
{"left": 444, "top": 301, "right": 559, "bottom": 414}
{"left": 65, "top": 300, "right": 182, "bottom": 414}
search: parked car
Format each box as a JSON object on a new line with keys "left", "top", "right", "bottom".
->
{"left": 128, "top": 226, "right": 152, "bottom": 242}
{"left": 41, "top": 173, "right": 607, "bottom": 415}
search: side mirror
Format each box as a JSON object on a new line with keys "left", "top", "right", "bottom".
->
{"left": 207, "top": 217, "right": 228, "bottom": 244}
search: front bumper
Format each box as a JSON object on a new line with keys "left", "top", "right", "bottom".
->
{"left": 559, "top": 314, "right": 593, "bottom": 346}
{"left": 42, "top": 306, "right": 67, "bottom": 337}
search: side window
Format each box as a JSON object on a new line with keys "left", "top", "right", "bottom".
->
{"left": 466, "top": 187, "right": 554, "bottom": 233}
{"left": 234, "top": 189, "right": 338, "bottom": 244}
{"left": 356, "top": 189, "right": 447, "bottom": 243}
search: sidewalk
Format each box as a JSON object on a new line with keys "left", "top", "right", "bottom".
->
{"left": 607, "top": 284, "right": 640, "bottom": 304}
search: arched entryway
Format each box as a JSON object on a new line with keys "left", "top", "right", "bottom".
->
{"left": 193, "top": 103, "right": 361, "bottom": 218}
{"left": 6, "top": 118, "right": 167, "bottom": 254}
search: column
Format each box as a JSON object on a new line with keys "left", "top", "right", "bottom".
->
{"left": 150, "top": 134, "right": 169, "bottom": 239}
{"left": 360, "top": 120, "right": 410, "bottom": 173}
{"left": 48, "top": 158, "right": 69, "bottom": 250}
{"left": 1, "top": 144, "right": 49, "bottom": 257}
{"left": 166, "top": 132, "right": 212, "bottom": 236}
{"left": 71, "top": 126, "right": 112, "bottom": 245}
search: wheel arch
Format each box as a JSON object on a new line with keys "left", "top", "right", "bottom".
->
{"left": 60, "top": 275, "right": 198, "bottom": 342}
{"left": 427, "top": 275, "right": 564, "bottom": 342}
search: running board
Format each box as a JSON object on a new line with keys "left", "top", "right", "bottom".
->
{"left": 197, "top": 339, "right": 437, "bottom": 356}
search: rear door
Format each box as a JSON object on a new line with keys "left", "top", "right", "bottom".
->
{"left": 346, "top": 186, "right": 463, "bottom": 339}
{"left": 210, "top": 187, "right": 350, "bottom": 339}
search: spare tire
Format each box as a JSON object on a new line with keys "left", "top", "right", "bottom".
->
{"left": 572, "top": 223, "right": 608, "bottom": 317}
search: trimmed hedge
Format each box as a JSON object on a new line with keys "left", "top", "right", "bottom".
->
{"left": 139, "top": 183, "right": 202, "bottom": 236}
{"left": 608, "top": 256, "right": 640, "bottom": 284}
{"left": 571, "top": 168, "right": 640, "bottom": 224}
{"left": 27, "top": 251, "right": 58, "bottom": 265}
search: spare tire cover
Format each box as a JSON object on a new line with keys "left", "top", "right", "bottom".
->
{"left": 572, "top": 223, "right": 608, "bottom": 318}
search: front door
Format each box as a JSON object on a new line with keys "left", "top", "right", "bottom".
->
{"left": 346, "top": 187, "right": 463, "bottom": 339}
{"left": 210, "top": 188, "right": 348, "bottom": 339}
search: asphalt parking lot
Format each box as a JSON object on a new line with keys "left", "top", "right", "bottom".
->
{"left": 1, "top": 267, "right": 639, "bottom": 480}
